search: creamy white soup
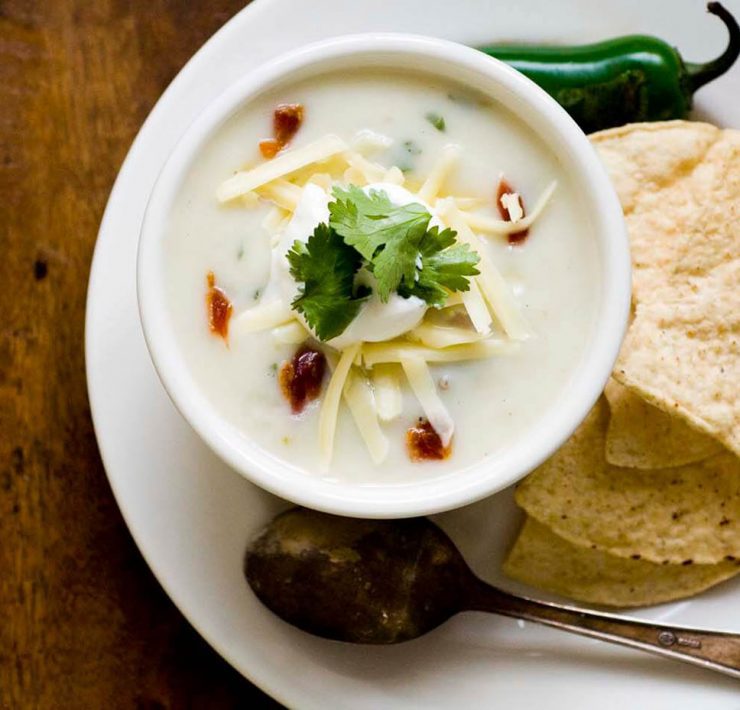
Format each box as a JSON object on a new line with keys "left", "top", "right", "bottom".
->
{"left": 164, "top": 70, "right": 599, "bottom": 484}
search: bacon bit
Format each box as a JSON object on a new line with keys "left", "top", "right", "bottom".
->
{"left": 496, "top": 178, "right": 529, "bottom": 244}
{"left": 274, "top": 103, "right": 304, "bottom": 143}
{"left": 278, "top": 345, "right": 326, "bottom": 414}
{"left": 259, "top": 103, "right": 304, "bottom": 159}
{"left": 206, "top": 271, "right": 232, "bottom": 342}
{"left": 259, "top": 138, "right": 281, "bottom": 159}
{"left": 406, "top": 418, "right": 451, "bottom": 462}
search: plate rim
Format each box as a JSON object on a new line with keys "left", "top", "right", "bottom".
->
{"left": 84, "top": 0, "right": 740, "bottom": 705}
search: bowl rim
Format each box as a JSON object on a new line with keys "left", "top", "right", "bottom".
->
{"left": 137, "top": 32, "right": 630, "bottom": 518}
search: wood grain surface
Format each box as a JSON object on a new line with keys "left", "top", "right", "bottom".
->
{"left": 0, "top": 1, "right": 281, "bottom": 706}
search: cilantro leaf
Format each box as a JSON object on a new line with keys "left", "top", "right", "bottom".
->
{"left": 287, "top": 223, "right": 368, "bottom": 341}
{"left": 419, "top": 224, "right": 458, "bottom": 254}
{"left": 329, "top": 185, "right": 432, "bottom": 301}
{"left": 289, "top": 187, "right": 480, "bottom": 340}
{"left": 400, "top": 227, "right": 480, "bottom": 307}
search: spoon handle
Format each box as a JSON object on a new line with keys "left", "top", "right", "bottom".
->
{"left": 466, "top": 581, "right": 740, "bottom": 679}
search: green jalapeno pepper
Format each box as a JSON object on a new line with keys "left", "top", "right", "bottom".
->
{"left": 478, "top": 2, "right": 740, "bottom": 133}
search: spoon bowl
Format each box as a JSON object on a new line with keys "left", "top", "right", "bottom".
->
{"left": 246, "top": 507, "right": 740, "bottom": 678}
{"left": 246, "top": 508, "right": 468, "bottom": 643}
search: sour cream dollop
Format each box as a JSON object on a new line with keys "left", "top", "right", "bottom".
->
{"left": 269, "top": 182, "right": 441, "bottom": 348}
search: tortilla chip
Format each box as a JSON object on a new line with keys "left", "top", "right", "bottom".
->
{"left": 605, "top": 378, "right": 721, "bottom": 469}
{"left": 515, "top": 398, "right": 740, "bottom": 564}
{"left": 591, "top": 122, "right": 740, "bottom": 454}
{"left": 615, "top": 297, "right": 740, "bottom": 456}
{"left": 504, "top": 517, "right": 739, "bottom": 608}
{"left": 591, "top": 122, "right": 718, "bottom": 220}
{"left": 591, "top": 122, "right": 734, "bottom": 304}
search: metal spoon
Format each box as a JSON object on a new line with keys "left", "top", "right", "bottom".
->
{"left": 245, "top": 507, "right": 740, "bottom": 679}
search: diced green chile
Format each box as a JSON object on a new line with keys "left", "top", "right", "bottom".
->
{"left": 425, "top": 112, "right": 446, "bottom": 131}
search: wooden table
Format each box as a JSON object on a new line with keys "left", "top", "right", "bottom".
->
{"left": 1, "top": 2, "right": 280, "bottom": 706}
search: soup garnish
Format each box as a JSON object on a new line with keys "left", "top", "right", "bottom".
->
{"left": 425, "top": 112, "right": 446, "bottom": 132}
{"left": 214, "top": 110, "right": 557, "bottom": 467}
{"left": 278, "top": 345, "right": 326, "bottom": 414}
{"left": 496, "top": 177, "right": 529, "bottom": 244}
{"left": 206, "top": 271, "right": 233, "bottom": 342}
{"left": 259, "top": 103, "right": 305, "bottom": 159}
{"left": 407, "top": 418, "right": 451, "bottom": 461}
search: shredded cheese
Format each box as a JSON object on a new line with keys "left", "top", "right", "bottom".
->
{"left": 345, "top": 151, "right": 387, "bottom": 183}
{"left": 410, "top": 322, "right": 486, "bottom": 349}
{"left": 239, "top": 191, "right": 260, "bottom": 208}
{"left": 418, "top": 144, "right": 460, "bottom": 203}
{"left": 351, "top": 129, "right": 393, "bottom": 155}
{"left": 256, "top": 179, "right": 302, "bottom": 211}
{"left": 343, "top": 166, "right": 368, "bottom": 186}
{"left": 460, "top": 277, "right": 492, "bottom": 334}
{"left": 500, "top": 192, "right": 524, "bottom": 222}
{"left": 384, "top": 166, "right": 405, "bottom": 186}
{"left": 217, "top": 135, "right": 348, "bottom": 203}
{"left": 288, "top": 155, "right": 347, "bottom": 186}
{"left": 319, "top": 343, "right": 361, "bottom": 469}
{"left": 363, "top": 339, "right": 516, "bottom": 366}
{"left": 445, "top": 196, "right": 486, "bottom": 211}
{"left": 439, "top": 199, "right": 531, "bottom": 340}
{"left": 371, "top": 363, "right": 403, "bottom": 422}
{"left": 306, "top": 172, "right": 333, "bottom": 190}
{"left": 462, "top": 181, "right": 557, "bottom": 235}
{"left": 232, "top": 300, "right": 294, "bottom": 335}
{"left": 271, "top": 320, "right": 309, "bottom": 345}
{"left": 343, "top": 368, "right": 389, "bottom": 464}
{"left": 400, "top": 356, "right": 454, "bottom": 447}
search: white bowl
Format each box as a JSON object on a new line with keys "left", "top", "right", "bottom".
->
{"left": 137, "top": 33, "right": 630, "bottom": 519}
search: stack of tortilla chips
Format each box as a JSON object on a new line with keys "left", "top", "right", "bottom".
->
{"left": 504, "top": 121, "right": 740, "bottom": 607}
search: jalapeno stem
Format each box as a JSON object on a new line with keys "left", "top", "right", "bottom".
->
{"left": 686, "top": 2, "right": 740, "bottom": 92}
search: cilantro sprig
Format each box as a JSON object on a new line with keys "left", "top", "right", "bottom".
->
{"left": 329, "top": 186, "right": 432, "bottom": 301}
{"left": 287, "top": 224, "right": 369, "bottom": 341}
{"left": 287, "top": 185, "right": 480, "bottom": 341}
{"left": 399, "top": 226, "right": 480, "bottom": 307}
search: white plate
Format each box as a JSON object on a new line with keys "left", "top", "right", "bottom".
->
{"left": 85, "top": 0, "right": 740, "bottom": 706}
